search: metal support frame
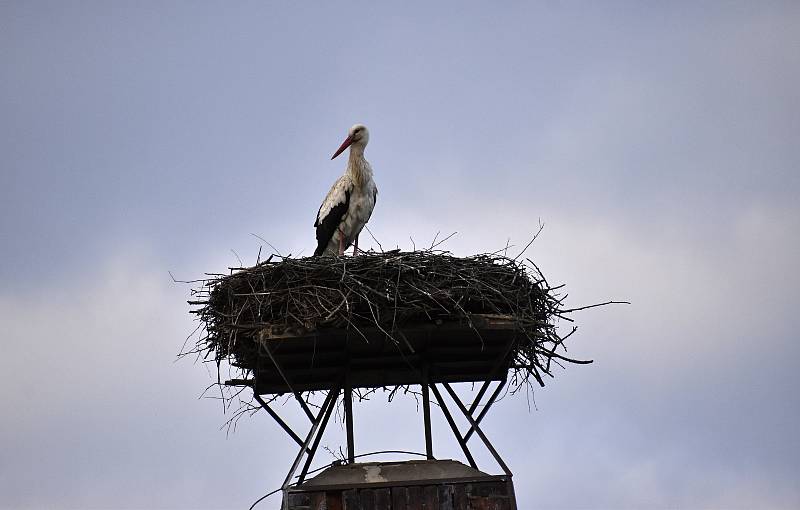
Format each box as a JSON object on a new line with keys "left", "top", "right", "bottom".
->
{"left": 442, "top": 382, "right": 511, "bottom": 475}
{"left": 260, "top": 343, "right": 315, "bottom": 423}
{"left": 464, "top": 378, "right": 506, "bottom": 442}
{"left": 253, "top": 394, "right": 312, "bottom": 455}
{"left": 252, "top": 374, "right": 345, "bottom": 509}
{"left": 429, "top": 383, "right": 477, "bottom": 469}
{"left": 294, "top": 393, "right": 316, "bottom": 423}
{"left": 468, "top": 377, "right": 493, "bottom": 415}
{"left": 256, "top": 379, "right": 511, "bottom": 508}
{"left": 280, "top": 384, "right": 341, "bottom": 492}
{"left": 298, "top": 386, "right": 341, "bottom": 483}
{"left": 250, "top": 332, "right": 516, "bottom": 510}
{"left": 427, "top": 378, "right": 510, "bottom": 475}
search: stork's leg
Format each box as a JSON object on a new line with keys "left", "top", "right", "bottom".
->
{"left": 353, "top": 235, "right": 359, "bottom": 256}
{"left": 338, "top": 228, "right": 345, "bottom": 256}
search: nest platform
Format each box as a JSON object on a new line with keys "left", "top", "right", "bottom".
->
{"left": 189, "top": 250, "right": 587, "bottom": 395}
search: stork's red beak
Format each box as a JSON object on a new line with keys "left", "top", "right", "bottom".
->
{"left": 331, "top": 136, "right": 353, "bottom": 160}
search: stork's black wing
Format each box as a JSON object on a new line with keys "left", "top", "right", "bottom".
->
{"left": 314, "top": 189, "right": 350, "bottom": 256}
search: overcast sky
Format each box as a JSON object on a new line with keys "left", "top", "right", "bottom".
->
{"left": 1, "top": 2, "right": 799, "bottom": 509}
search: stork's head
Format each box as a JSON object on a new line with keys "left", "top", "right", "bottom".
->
{"left": 331, "top": 124, "right": 369, "bottom": 160}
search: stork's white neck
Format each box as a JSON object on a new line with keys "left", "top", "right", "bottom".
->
{"left": 346, "top": 146, "right": 370, "bottom": 188}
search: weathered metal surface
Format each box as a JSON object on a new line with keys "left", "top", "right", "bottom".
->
{"left": 310, "top": 492, "right": 326, "bottom": 510}
{"left": 323, "top": 491, "right": 342, "bottom": 510}
{"left": 453, "top": 484, "right": 470, "bottom": 509}
{"left": 287, "top": 492, "right": 310, "bottom": 509}
{"left": 342, "top": 489, "right": 359, "bottom": 510}
{"left": 439, "top": 485, "right": 455, "bottom": 510}
{"left": 358, "top": 487, "right": 375, "bottom": 509}
{"left": 423, "top": 485, "right": 439, "bottom": 507}
{"left": 287, "top": 481, "right": 514, "bottom": 510}
{"left": 374, "top": 488, "right": 391, "bottom": 510}
{"left": 294, "top": 460, "right": 490, "bottom": 490}
{"left": 391, "top": 485, "right": 408, "bottom": 510}
{"left": 405, "top": 486, "right": 423, "bottom": 508}
{"left": 286, "top": 460, "right": 516, "bottom": 510}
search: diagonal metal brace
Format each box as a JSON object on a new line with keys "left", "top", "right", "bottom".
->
{"left": 298, "top": 385, "right": 341, "bottom": 484}
{"left": 429, "top": 383, "right": 477, "bottom": 469}
{"left": 253, "top": 394, "right": 312, "bottom": 455}
{"left": 260, "top": 342, "right": 316, "bottom": 423}
{"left": 463, "top": 379, "right": 506, "bottom": 442}
{"left": 443, "top": 382, "right": 511, "bottom": 476}
{"left": 468, "top": 378, "right": 494, "bottom": 416}
{"left": 281, "top": 385, "right": 339, "bottom": 490}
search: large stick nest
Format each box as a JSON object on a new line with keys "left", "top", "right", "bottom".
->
{"left": 188, "top": 249, "right": 594, "bottom": 392}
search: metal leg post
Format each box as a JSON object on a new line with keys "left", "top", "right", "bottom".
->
{"left": 422, "top": 370, "right": 433, "bottom": 460}
{"left": 344, "top": 380, "right": 355, "bottom": 463}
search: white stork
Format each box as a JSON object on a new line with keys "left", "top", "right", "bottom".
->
{"left": 314, "top": 124, "right": 377, "bottom": 256}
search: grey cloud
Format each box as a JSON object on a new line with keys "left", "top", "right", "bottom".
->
{"left": 1, "top": 2, "right": 799, "bottom": 509}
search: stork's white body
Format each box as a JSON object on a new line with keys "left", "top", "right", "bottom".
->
{"left": 314, "top": 125, "right": 377, "bottom": 256}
